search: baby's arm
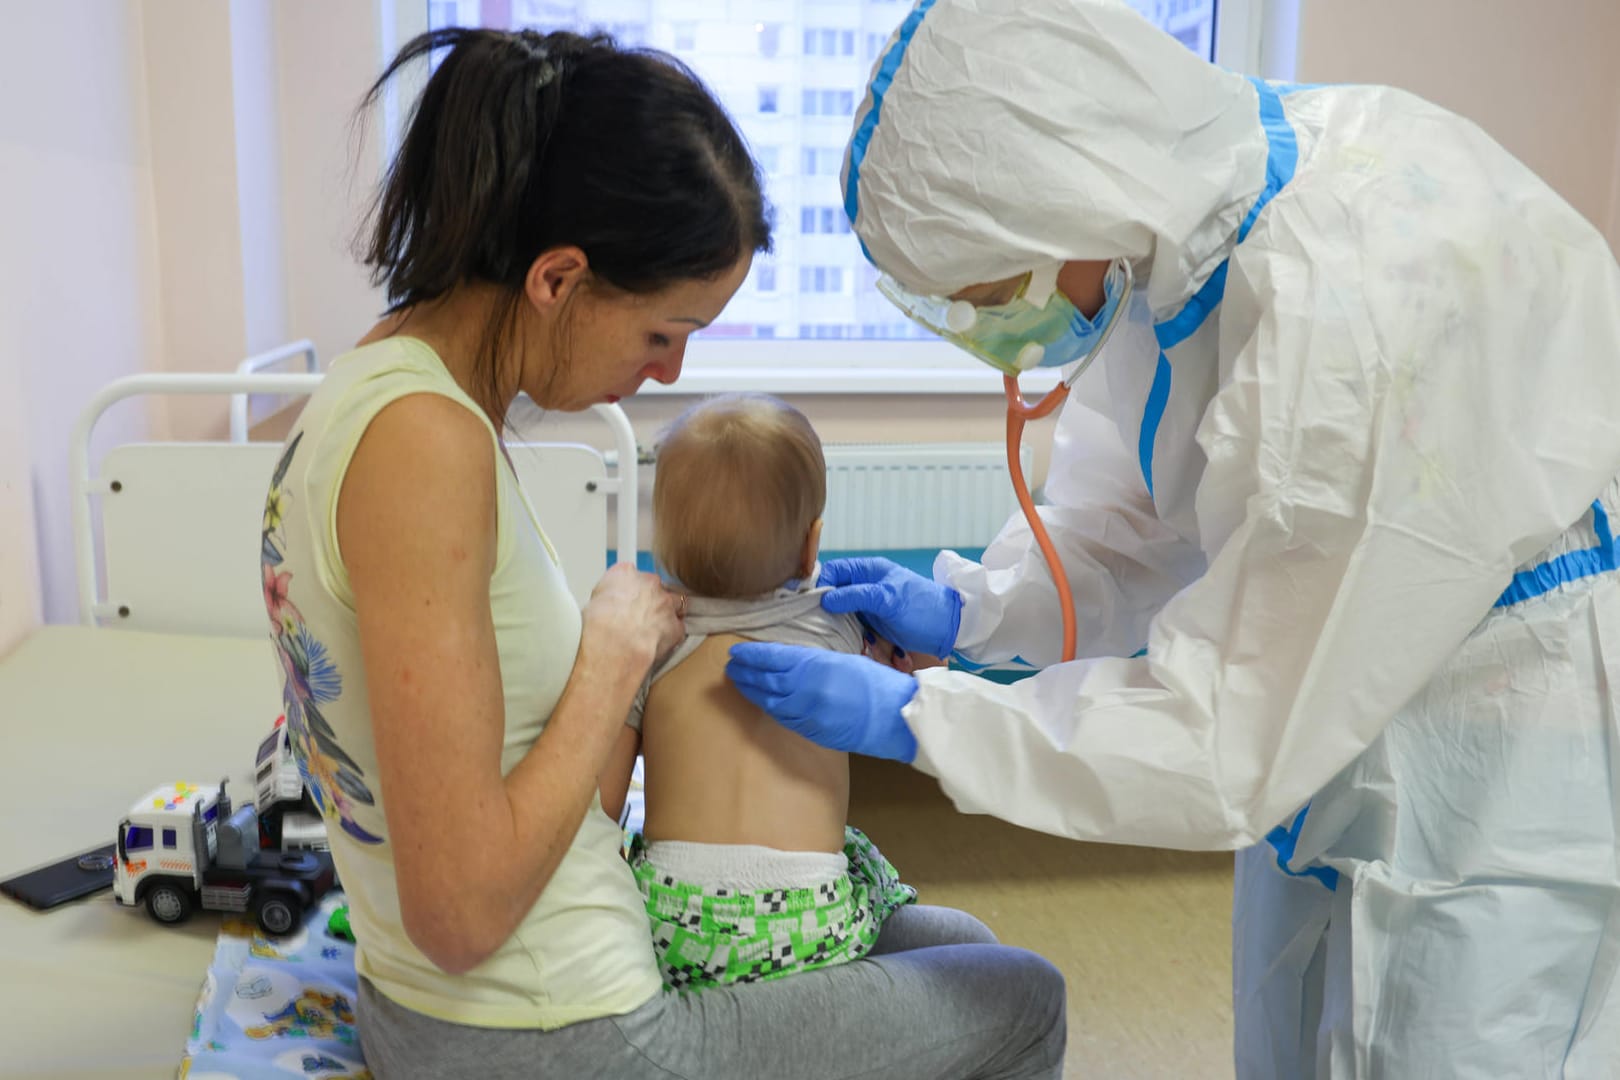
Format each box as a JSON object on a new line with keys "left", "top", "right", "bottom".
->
{"left": 597, "top": 725, "right": 640, "bottom": 824}
{"left": 600, "top": 678, "right": 651, "bottom": 823}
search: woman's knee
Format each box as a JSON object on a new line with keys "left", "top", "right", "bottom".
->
{"left": 937, "top": 945, "right": 1067, "bottom": 1077}
{"left": 1003, "top": 948, "right": 1068, "bottom": 1072}
{"left": 1005, "top": 947, "right": 1066, "bottom": 1019}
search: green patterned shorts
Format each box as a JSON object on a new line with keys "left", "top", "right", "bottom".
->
{"left": 630, "top": 827, "right": 916, "bottom": 993}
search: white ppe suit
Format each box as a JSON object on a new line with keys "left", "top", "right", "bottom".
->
{"left": 843, "top": 0, "right": 1620, "bottom": 1075}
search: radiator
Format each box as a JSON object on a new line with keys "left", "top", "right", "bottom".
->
{"left": 820, "top": 443, "right": 1029, "bottom": 551}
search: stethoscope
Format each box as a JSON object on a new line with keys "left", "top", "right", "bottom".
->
{"left": 998, "top": 259, "right": 1134, "bottom": 665}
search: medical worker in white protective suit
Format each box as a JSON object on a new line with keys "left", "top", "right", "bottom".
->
{"left": 725, "top": 0, "right": 1620, "bottom": 1075}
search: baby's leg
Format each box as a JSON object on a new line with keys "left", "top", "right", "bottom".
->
{"left": 870, "top": 904, "right": 1000, "bottom": 955}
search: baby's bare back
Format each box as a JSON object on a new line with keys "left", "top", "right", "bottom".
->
{"left": 640, "top": 634, "right": 849, "bottom": 854}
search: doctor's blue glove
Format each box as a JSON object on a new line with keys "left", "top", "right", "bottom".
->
{"left": 725, "top": 643, "right": 921, "bottom": 763}
{"left": 818, "top": 557, "right": 962, "bottom": 660}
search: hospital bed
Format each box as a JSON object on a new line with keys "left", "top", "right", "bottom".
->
{"left": 0, "top": 373, "right": 639, "bottom": 1079}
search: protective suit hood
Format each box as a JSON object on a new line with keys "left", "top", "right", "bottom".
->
{"left": 843, "top": 0, "right": 1270, "bottom": 314}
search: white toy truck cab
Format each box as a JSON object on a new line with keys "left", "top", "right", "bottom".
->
{"left": 113, "top": 780, "right": 335, "bottom": 935}
{"left": 253, "top": 716, "right": 327, "bottom": 853}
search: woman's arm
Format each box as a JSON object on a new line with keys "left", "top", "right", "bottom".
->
{"left": 340, "top": 393, "right": 678, "bottom": 974}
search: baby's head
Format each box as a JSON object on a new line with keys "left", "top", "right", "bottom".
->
{"left": 653, "top": 394, "right": 825, "bottom": 599}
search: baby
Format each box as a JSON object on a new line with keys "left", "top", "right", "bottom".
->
{"left": 601, "top": 393, "right": 916, "bottom": 991}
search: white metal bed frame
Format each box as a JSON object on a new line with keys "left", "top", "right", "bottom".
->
{"left": 71, "top": 372, "right": 640, "bottom": 633}
{"left": 228, "top": 339, "right": 322, "bottom": 443}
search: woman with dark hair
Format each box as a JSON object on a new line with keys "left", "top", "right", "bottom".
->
{"left": 260, "top": 28, "right": 1065, "bottom": 1080}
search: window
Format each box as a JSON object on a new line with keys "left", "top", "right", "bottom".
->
{"left": 801, "top": 207, "right": 852, "bottom": 235}
{"left": 162, "top": 828, "right": 177, "bottom": 849}
{"left": 512, "top": 1, "right": 582, "bottom": 25}
{"left": 799, "top": 266, "right": 846, "bottom": 294}
{"left": 126, "top": 826, "right": 153, "bottom": 852}
{"left": 756, "top": 22, "right": 782, "bottom": 58}
{"left": 802, "top": 147, "right": 843, "bottom": 176}
{"left": 862, "top": 324, "right": 917, "bottom": 338}
{"left": 422, "top": 0, "right": 1246, "bottom": 388}
{"left": 804, "top": 28, "right": 856, "bottom": 57}
{"left": 801, "top": 324, "right": 855, "bottom": 339}
{"left": 428, "top": 2, "right": 460, "bottom": 32}
{"left": 702, "top": 323, "right": 777, "bottom": 339}
{"left": 599, "top": 21, "right": 646, "bottom": 47}
{"left": 1128, "top": 0, "right": 1218, "bottom": 62}
{"left": 802, "top": 89, "right": 856, "bottom": 118}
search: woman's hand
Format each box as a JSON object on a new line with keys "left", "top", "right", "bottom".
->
{"left": 580, "top": 563, "right": 686, "bottom": 676}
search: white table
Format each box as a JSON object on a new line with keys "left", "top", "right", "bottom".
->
{"left": 0, "top": 626, "right": 282, "bottom": 1079}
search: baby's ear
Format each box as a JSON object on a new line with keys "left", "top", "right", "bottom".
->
{"left": 800, "top": 518, "right": 824, "bottom": 580}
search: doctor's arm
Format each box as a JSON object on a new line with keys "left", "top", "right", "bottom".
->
{"left": 938, "top": 390, "right": 1206, "bottom": 668}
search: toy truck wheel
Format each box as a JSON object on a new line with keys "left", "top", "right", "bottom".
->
{"left": 256, "top": 892, "right": 299, "bottom": 936}
{"left": 146, "top": 882, "right": 194, "bottom": 925}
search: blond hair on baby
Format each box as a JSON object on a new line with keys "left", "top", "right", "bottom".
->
{"left": 653, "top": 394, "right": 825, "bottom": 598}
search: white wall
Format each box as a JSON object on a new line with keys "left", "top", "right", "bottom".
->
{"left": 274, "top": 0, "right": 391, "bottom": 366}
{"left": 0, "top": 344, "right": 41, "bottom": 657}
{"left": 140, "top": 0, "right": 292, "bottom": 441}
{"left": 0, "top": 0, "right": 164, "bottom": 631}
{"left": 1295, "top": 0, "right": 1620, "bottom": 252}
{"left": 232, "top": 0, "right": 292, "bottom": 358}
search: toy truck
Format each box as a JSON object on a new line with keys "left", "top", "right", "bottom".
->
{"left": 113, "top": 779, "right": 336, "bottom": 936}
{"left": 252, "top": 715, "right": 328, "bottom": 853}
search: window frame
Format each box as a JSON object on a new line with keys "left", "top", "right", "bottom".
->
{"left": 390, "top": 0, "right": 1286, "bottom": 396}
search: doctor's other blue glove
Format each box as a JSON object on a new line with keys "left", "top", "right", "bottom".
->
{"left": 818, "top": 557, "right": 962, "bottom": 660}
{"left": 725, "top": 643, "right": 921, "bottom": 763}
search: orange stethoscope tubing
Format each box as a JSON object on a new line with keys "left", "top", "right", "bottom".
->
{"left": 1002, "top": 375, "right": 1079, "bottom": 663}
{"left": 996, "top": 259, "right": 1134, "bottom": 665}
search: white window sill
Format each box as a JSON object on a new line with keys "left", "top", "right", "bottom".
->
{"left": 645, "top": 340, "right": 1064, "bottom": 395}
